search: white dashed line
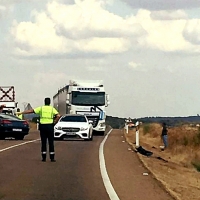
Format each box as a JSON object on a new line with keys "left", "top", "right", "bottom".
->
{"left": 99, "top": 129, "right": 120, "bottom": 200}
{"left": 0, "top": 139, "right": 40, "bottom": 153}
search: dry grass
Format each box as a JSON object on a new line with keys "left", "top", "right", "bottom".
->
{"left": 124, "top": 123, "right": 200, "bottom": 200}
{"left": 28, "top": 122, "right": 37, "bottom": 131}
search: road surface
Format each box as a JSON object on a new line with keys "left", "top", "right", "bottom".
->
{"left": 0, "top": 129, "right": 174, "bottom": 200}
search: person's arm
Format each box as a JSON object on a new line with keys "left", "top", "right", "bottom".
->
{"left": 17, "top": 109, "right": 35, "bottom": 115}
{"left": 52, "top": 107, "right": 61, "bottom": 124}
{"left": 54, "top": 114, "right": 61, "bottom": 124}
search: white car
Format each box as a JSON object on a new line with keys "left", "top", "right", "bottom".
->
{"left": 54, "top": 114, "right": 93, "bottom": 141}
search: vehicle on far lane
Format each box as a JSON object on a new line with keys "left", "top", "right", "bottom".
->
{"left": 0, "top": 113, "right": 30, "bottom": 140}
{"left": 54, "top": 114, "right": 93, "bottom": 141}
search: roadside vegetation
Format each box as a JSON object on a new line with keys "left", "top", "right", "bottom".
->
{"left": 138, "top": 123, "right": 200, "bottom": 170}
{"left": 124, "top": 123, "right": 200, "bottom": 200}
{"left": 105, "top": 114, "right": 200, "bottom": 171}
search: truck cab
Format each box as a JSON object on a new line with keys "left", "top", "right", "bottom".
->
{"left": 53, "top": 80, "right": 110, "bottom": 135}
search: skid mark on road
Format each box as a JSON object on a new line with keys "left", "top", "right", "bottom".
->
{"left": 99, "top": 129, "right": 120, "bottom": 200}
{"left": 0, "top": 139, "right": 40, "bottom": 153}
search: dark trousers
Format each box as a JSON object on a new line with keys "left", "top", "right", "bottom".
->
{"left": 162, "top": 135, "right": 168, "bottom": 148}
{"left": 39, "top": 123, "right": 55, "bottom": 159}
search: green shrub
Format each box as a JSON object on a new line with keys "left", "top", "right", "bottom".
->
{"left": 143, "top": 124, "right": 151, "bottom": 135}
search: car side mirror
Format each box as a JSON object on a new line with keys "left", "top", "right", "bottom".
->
{"left": 89, "top": 120, "right": 93, "bottom": 124}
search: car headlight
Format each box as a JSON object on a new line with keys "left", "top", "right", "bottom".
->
{"left": 55, "top": 126, "right": 62, "bottom": 130}
{"left": 99, "top": 122, "right": 105, "bottom": 127}
{"left": 80, "top": 127, "right": 88, "bottom": 131}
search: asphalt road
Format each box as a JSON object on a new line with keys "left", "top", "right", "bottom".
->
{"left": 0, "top": 129, "right": 174, "bottom": 200}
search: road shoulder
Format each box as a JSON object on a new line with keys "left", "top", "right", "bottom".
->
{"left": 104, "top": 129, "right": 174, "bottom": 200}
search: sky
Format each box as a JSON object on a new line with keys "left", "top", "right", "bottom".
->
{"left": 1, "top": 0, "right": 200, "bottom": 118}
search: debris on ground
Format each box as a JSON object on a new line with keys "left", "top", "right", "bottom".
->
{"left": 136, "top": 146, "right": 153, "bottom": 157}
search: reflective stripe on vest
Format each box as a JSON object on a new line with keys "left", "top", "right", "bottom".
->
{"left": 39, "top": 106, "right": 54, "bottom": 124}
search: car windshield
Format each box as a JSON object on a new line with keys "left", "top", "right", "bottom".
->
{"left": 0, "top": 114, "right": 21, "bottom": 121}
{"left": 60, "top": 115, "right": 87, "bottom": 122}
{"left": 72, "top": 91, "right": 105, "bottom": 106}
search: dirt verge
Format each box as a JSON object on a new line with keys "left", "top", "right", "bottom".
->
{"left": 123, "top": 128, "right": 200, "bottom": 200}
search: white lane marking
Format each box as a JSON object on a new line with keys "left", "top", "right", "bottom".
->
{"left": 0, "top": 139, "right": 40, "bottom": 153}
{"left": 99, "top": 129, "right": 120, "bottom": 200}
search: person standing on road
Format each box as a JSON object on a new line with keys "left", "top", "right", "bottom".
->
{"left": 0, "top": 104, "right": 6, "bottom": 113}
{"left": 161, "top": 122, "right": 168, "bottom": 149}
{"left": 17, "top": 97, "right": 60, "bottom": 162}
{"left": 16, "top": 108, "right": 23, "bottom": 119}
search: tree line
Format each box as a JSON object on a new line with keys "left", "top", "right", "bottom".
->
{"left": 105, "top": 115, "right": 200, "bottom": 129}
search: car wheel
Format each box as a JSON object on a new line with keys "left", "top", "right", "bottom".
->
{"left": 85, "top": 132, "right": 93, "bottom": 141}
{"left": 99, "top": 131, "right": 105, "bottom": 136}
{"left": 15, "top": 135, "right": 24, "bottom": 140}
{"left": 89, "top": 133, "right": 93, "bottom": 141}
{"left": 88, "top": 129, "right": 93, "bottom": 141}
{"left": 0, "top": 135, "right": 5, "bottom": 140}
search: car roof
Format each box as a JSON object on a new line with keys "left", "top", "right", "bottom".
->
{"left": 0, "top": 113, "right": 13, "bottom": 117}
{"left": 0, "top": 113, "right": 22, "bottom": 120}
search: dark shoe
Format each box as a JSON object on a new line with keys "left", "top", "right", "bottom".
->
{"left": 50, "top": 153, "right": 55, "bottom": 161}
{"left": 42, "top": 153, "right": 46, "bottom": 162}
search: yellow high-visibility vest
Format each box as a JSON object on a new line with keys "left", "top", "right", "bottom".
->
{"left": 18, "top": 114, "right": 23, "bottom": 120}
{"left": 34, "top": 106, "right": 58, "bottom": 124}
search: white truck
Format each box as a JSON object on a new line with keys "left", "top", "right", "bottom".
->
{"left": 0, "top": 86, "right": 18, "bottom": 114}
{"left": 53, "top": 80, "right": 110, "bottom": 135}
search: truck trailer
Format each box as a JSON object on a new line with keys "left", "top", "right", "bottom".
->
{"left": 53, "top": 80, "right": 110, "bottom": 135}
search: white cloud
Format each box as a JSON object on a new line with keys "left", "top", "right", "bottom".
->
{"left": 47, "top": 0, "right": 135, "bottom": 38}
{"left": 128, "top": 61, "right": 147, "bottom": 72}
{"left": 0, "top": 5, "right": 6, "bottom": 11}
{"left": 183, "top": 19, "right": 200, "bottom": 45}
{"left": 128, "top": 61, "right": 141, "bottom": 68}
{"left": 9, "top": 0, "right": 200, "bottom": 58}
{"left": 11, "top": 0, "right": 144, "bottom": 57}
{"left": 135, "top": 9, "right": 198, "bottom": 52}
{"left": 11, "top": 12, "right": 70, "bottom": 56}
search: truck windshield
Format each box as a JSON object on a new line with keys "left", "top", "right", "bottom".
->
{"left": 72, "top": 91, "right": 105, "bottom": 106}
